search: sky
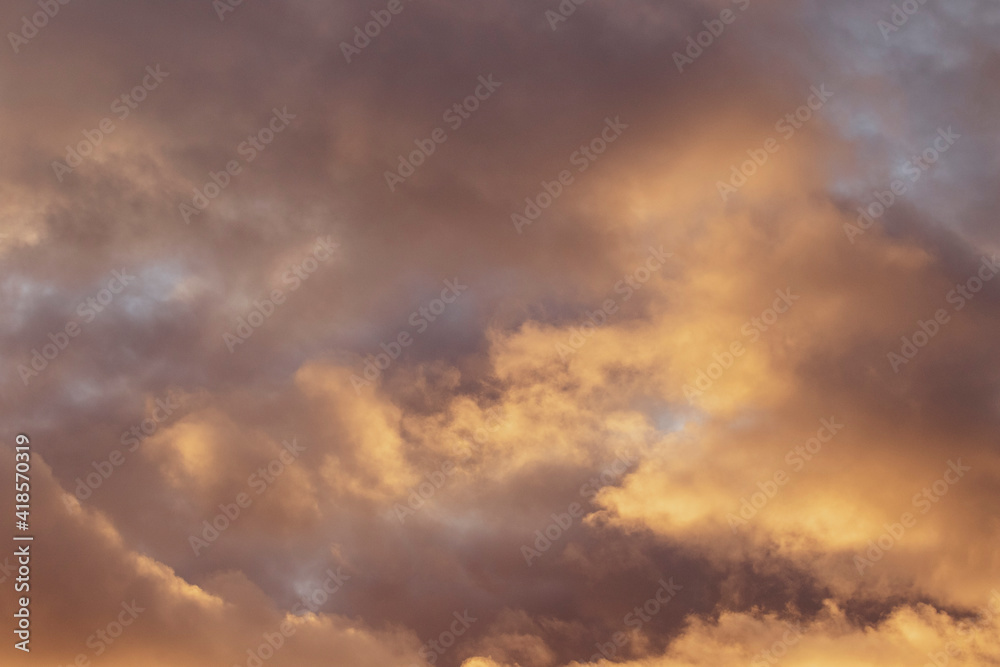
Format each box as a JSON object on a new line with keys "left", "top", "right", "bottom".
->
{"left": 2, "top": 0, "right": 1000, "bottom": 666}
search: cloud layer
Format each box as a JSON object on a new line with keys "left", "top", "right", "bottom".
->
{"left": 2, "top": 0, "right": 999, "bottom": 665}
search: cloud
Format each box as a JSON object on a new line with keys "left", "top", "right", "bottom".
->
{"left": 2, "top": 0, "right": 1000, "bottom": 665}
